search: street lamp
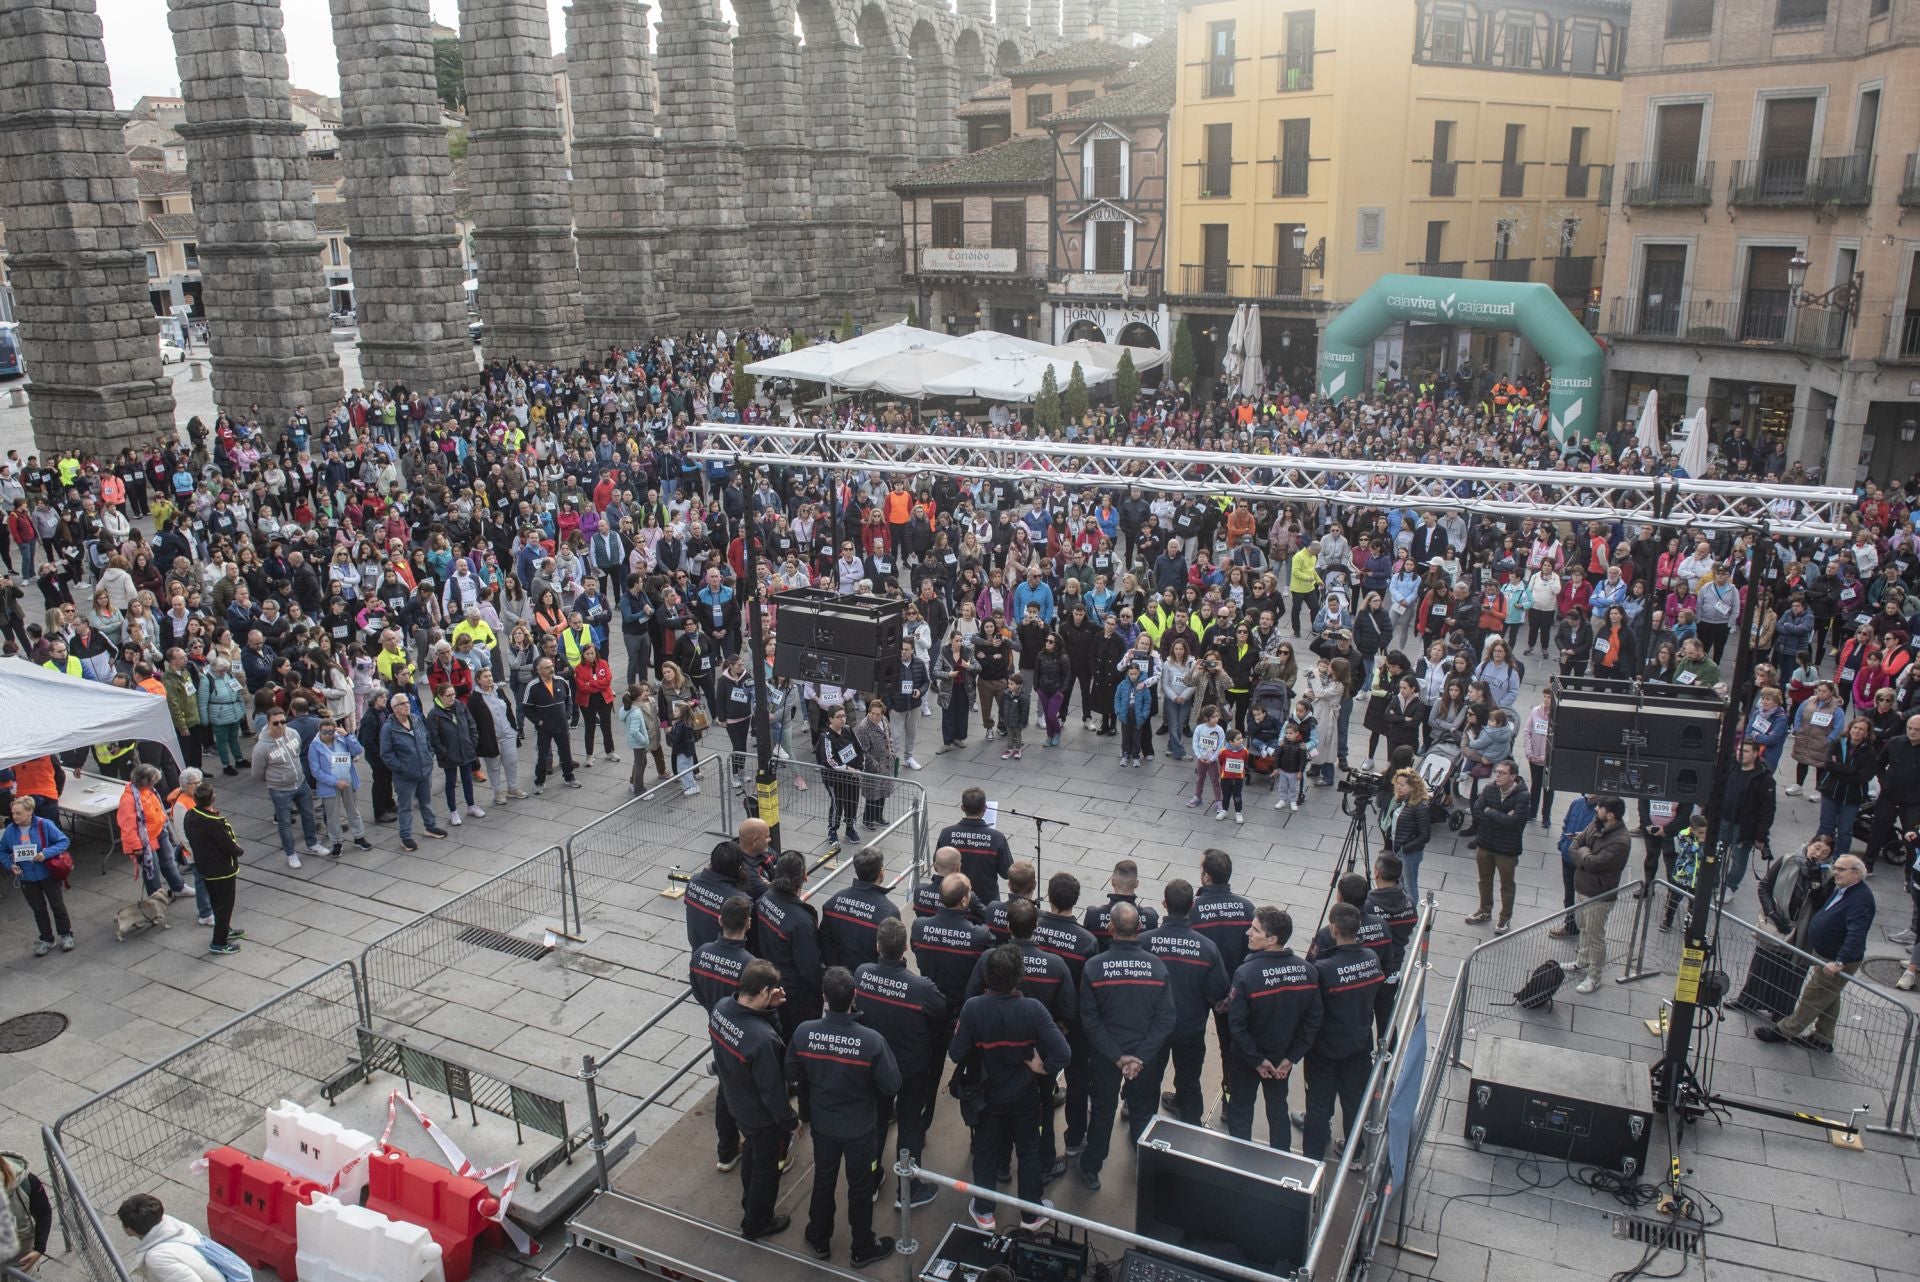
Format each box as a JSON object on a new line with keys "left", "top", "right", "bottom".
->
{"left": 1785, "top": 251, "right": 1864, "bottom": 321}
{"left": 1289, "top": 224, "right": 1327, "bottom": 274}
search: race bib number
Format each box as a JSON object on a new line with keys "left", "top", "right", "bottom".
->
{"left": 1854, "top": 614, "right": 1873, "bottom": 628}
{"left": 1432, "top": 606, "right": 1447, "bottom": 619}
{"left": 1676, "top": 671, "right": 1698, "bottom": 685}
{"left": 1532, "top": 717, "right": 1549, "bottom": 736}
{"left": 1222, "top": 758, "right": 1245, "bottom": 777}
{"left": 1593, "top": 638, "right": 1610, "bottom": 655}
{"left": 1812, "top": 710, "right": 1834, "bottom": 727}
{"left": 1650, "top": 802, "right": 1677, "bottom": 821}
{"left": 837, "top": 743, "right": 858, "bottom": 765}
{"left": 944, "top": 553, "right": 958, "bottom": 565}
{"left": 731, "top": 687, "right": 748, "bottom": 704}
{"left": 900, "top": 680, "right": 915, "bottom": 695}
{"left": 1840, "top": 667, "right": 1858, "bottom": 683}
{"left": 11, "top": 842, "right": 36, "bottom": 867}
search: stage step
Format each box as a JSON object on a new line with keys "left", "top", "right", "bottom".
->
{"left": 553, "top": 1189, "right": 865, "bottom": 1282}
{"left": 540, "top": 1244, "right": 649, "bottom": 1282}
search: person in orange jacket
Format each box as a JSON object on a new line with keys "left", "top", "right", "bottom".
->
{"left": 117, "top": 763, "right": 189, "bottom": 900}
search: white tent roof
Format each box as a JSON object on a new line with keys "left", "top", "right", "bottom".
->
{"left": 0, "top": 658, "right": 182, "bottom": 770}
{"left": 938, "top": 330, "right": 1058, "bottom": 361}
{"left": 1054, "top": 339, "right": 1170, "bottom": 373}
{"left": 832, "top": 347, "right": 986, "bottom": 399}
{"left": 923, "top": 354, "right": 1117, "bottom": 403}
{"left": 741, "top": 324, "right": 952, "bottom": 381}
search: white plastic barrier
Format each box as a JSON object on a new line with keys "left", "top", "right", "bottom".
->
{"left": 264, "top": 1099, "right": 380, "bottom": 1200}
{"left": 295, "top": 1193, "right": 446, "bottom": 1282}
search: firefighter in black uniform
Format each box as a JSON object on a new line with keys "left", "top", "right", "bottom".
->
{"left": 1365, "top": 853, "right": 1419, "bottom": 1037}
{"left": 949, "top": 943, "right": 1072, "bottom": 1231}
{"left": 1074, "top": 903, "right": 1177, "bottom": 1191}
{"left": 685, "top": 834, "right": 767, "bottom": 950}
{"left": 709, "top": 960, "right": 797, "bottom": 1240}
{"left": 757, "top": 851, "right": 822, "bottom": 1037}
{"left": 984, "top": 860, "right": 1038, "bottom": 941}
{"left": 854, "top": 918, "right": 946, "bottom": 1210}
{"left": 1224, "top": 906, "right": 1322, "bottom": 1150}
{"left": 1032, "top": 871, "right": 1098, "bottom": 1169}
{"left": 911, "top": 846, "right": 988, "bottom": 921}
{"left": 690, "top": 895, "right": 756, "bottom": 1172}
{"left": 911, "top": 873, "right": 993, "bottom": 1144}
{"left": 785, "top": 967, "right": 901, "bottom": 1268}
{"left": 966, "top": 898, "right": 1076, "bottom": 1184}
{"left": 1308, "top": 873, "right": 1399, "bottom": 976}
{"left": 1083, "top": 859, "right": 1162, "bottom": 951}
{"left": 820, "top": 848, "right": 901, "bottom": 971}
{"left": 1303, "top": 903, "right": 1385, "bottom": 1162}
{"left": 1141, "top": 880, "right": 1230, "bottom": 1125}
{"left": 1193, "top": 849, "right": 1256, "bottom": 1098}
{"left": 938, "top": 786, "right": 1015, "bottom": 905}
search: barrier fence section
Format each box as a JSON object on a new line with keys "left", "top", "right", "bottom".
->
{"left": 724, "top": 750, "right": 931, "bottom": 890}
{"left": 46, "top": 961, "right": 367, "bottom": 1276}
{"left": 33, "top": 1127, "right": 132, "bottom": 1282}
{"left": 1381, "top": 878, "right": 1920, "bottom": 1269}
{"left": 561, "top": 753, "right": 735, "bottom": 937}
{"left": 358, "top": 842, "right": 569, "bottom": 1029}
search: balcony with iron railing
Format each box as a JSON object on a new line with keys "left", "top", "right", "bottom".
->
{"left": 1811, "top": 153, "right": 1874, "bottom": 206}
{"left": 1429, "top": 160, "right": 1459, "bottom": 197}
{"left": 1605, "top": 294, "right": 1849, "bottom": 355}
{"left": 1552, "top": 255, "right": 1594, "bottom": 298}
{"left": 1622, "top": 159, "right": 1714, "bottom": 206}
{"left": 1729, "top": 157, "right": 1816, "bottom": 206}
{"left": 1593, "top": 164, "right": 1614, "bottom": 207}
{"left": 1881, "top": 311, "right": 1920, "bottom": 363}
{"left": 1177, "top": 263, "right": 1241, "bottom": 297}
{"left": 1409, "top": 260, "right": 1465, "bottom": 278}
{"left": 1250, "top": 265, "right": 1320, "bottom": 302}
{"left": 1278, "top": 49, "right": 1314, "bottom": 91}
{"left": 1485, "top": 258, "right": 1532, "bottom": 283}
{"left": 1205, "top": 59, "right": 1236, "bottom": 98}
{"left": 1274, "top": 156, "right": 1310, "bottom": 198}
{"left": 1499, "top": 162, "right": 1526, "bottom": 198}
{"left": 1902, "top": 154, "right": 1920, "bottom": 208}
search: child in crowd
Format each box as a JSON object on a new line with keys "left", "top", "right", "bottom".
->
{"left": 666, "top": 701, "right": 700, "bottom": 797}
{"left": 618, "top": 682, "right": 657, "bottom": 795}
{"left": 1115, "top": 661, "right": 1152, "bottom": 767}
{"left": 1274, "top": 720, "right": 1309, "bottom": 812}
{"left": 1218, "top": 728, "right": 1249, "bottom": 824}
{"left": 1189, "top": 703, "right": 1225, "bottom": 811}
{"left": 999, "top": 672, "right": 1030, "bottom": 761}
{"left": 1662, "top": 813, "right": 1705, "bottom": 931}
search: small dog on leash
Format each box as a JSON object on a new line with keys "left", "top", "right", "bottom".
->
{"left": 114, "top": 887, "right": 172, "bottom": 941}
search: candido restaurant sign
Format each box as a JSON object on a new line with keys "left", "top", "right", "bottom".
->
{"left": 921, "top": 247, "right": 1018, "bottom": 273}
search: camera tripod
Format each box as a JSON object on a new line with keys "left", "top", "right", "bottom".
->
{"left": 1319, "top": 780, "right": 1377, "bottom": 927}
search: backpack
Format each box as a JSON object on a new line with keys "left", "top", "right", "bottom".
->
{"left": 194, "top": 1237, "right": 255, "bottom": 1281}
{"left": 1512, "top": 959, "right": 1565, "bottom": 1011}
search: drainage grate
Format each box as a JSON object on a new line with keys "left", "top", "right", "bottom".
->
{"left": 0, "top": 1011, "right": 69, "bottom": 1053}
{"left": 1611, "top": 1212, "right": 1700, "bottom": 1256}
{"left": 1862, "top": 957, "right": 1908, "bottom": 989}
{"left": 455, "top": 925, "right": 554, "bottom": 961}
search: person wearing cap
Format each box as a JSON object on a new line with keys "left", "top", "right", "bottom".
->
{"left": 1565, "top": 794, "right": 1631, "bottom": 993}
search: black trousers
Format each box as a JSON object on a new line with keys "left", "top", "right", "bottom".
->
{"left": 1081, "top": 1055, "right": 1164, "bottom": 1175}
{"left": 738, "top": 1123, "right": 785, "bottom": 1236}
{"left": 877, "top": 1065, "right": 932, "bottom": 1170}
{"left": 534, "top": 723, "right": 575, "bottom": 784}
{"left": 581, "top": 700, "right": 613, "bottom": 756}
{"left": 205, "top": 875, "right": 237, "bottom": 948}
{"left": 1864, "top": 797, "right": 1915, "bottom": 868}
{"left": 1151, "top": 1028, "right": 1209, "bottom": 1125}
{"left": 370, "top": 758, "right": 395, "bottom": 817}
{"left": 807, "top": 1129, "right": 879, "bottom": 1253}
{"left": 1303, "top": 1050, "right": 1371, "bottom": 1161}
{"left": 971, "top": 1092, "right": 1043, "bottom": 1217}
{"left": 713, "top": 1065, "right": 741, "bottom": 1161}
{"left": 20, "top": 877, "right": 71, "bottom": 943}
{"left": 1223, "top": 1055, "right": 1291, "bottom": 1150}
{"left": 1061, "top": 1034, "right": 1090, "bottom": 1150}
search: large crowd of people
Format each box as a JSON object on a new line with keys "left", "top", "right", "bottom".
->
{"left": 0, "top": 328, "right": 1911, "bottom": 1253}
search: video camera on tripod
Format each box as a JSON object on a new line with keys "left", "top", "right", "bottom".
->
{"left": 1337, "top": 766, "right": 1386, "bottom": 810}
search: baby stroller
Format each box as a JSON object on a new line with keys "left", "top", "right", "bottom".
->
{"left": 1417, "top": 730, "right": 1469, "bottom": 830}
{"left": 1245, "top": 680, "right": 1291, "bottom": 782}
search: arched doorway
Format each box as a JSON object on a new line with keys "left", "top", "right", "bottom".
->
{"left": 1117, "top": 321, "right": 1159, "bottom": 349}
{"left": 1066, "top": 319, "right": 1106, "bottom": 343}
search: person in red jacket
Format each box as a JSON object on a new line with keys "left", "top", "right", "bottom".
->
{"left": 573, "top": 642, "right": 617, "bottom": 762}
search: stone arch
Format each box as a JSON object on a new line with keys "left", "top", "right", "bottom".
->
{"left": 1065, "top": 319, "right": 1106, "bottom": 343}
{"left": 1118, "top": 321, "right": 1160, "bottom": 349}
{"left": 953, "top": 26, "right": 990, "bottom": 101}
{"left": 910, "top": 19, "right": 959, "bottom": 162}
{"left": 732, "top": 0, "right": 819, "bottom": 325}
{"left": 858, "top": 0, "right": 914, "bottom": 316}
{"left": 797, "top": 0, "right": 875, "bottom": 322}
{"left": 995, "top": 37, "right": 1023, "bottom": 74}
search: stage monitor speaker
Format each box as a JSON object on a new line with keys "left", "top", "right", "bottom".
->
{"left": 1549, "top": 677, "right": 1726, "bottom": 799}
{"left": 1465, "top": 1036, "right": 1653, "bottom": 1178}
{"left": 770, "top": 588, "right": 905, "bottom": 695}
{"left": 1133, "top": 1116, "right": 1320, "bottom": 1273}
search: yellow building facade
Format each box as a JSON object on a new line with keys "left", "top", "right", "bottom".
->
{"left": 1166, "top": 0, "right": 1624, "bottom": 387}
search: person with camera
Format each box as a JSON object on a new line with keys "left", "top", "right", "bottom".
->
{"left": 1464, "top": 759, "right": 1530, "bottom": 935}
{"left": 1379, "top": 768, "right": 1434, "bottom": 899}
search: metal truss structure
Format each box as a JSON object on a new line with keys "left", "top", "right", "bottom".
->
{"left": 688, "top": 424, "right": 1855, "bottom": 538}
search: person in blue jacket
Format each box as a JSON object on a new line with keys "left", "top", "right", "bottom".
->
{"left": 1546, "top": 792, "right": 1597, "bottom": 941}
{"left": 1114, "top": 661, "right": 1154, "bottom": 767}
{"left": 0, "top": 794, "right": 72, "bottom": 955}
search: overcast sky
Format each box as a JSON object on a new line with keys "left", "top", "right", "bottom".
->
{"left": 95, "top": 0, "right": 574, "bottom": 107}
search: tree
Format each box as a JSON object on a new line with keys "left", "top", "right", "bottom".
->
{"left": 1114, "top": 349, "right": 1140, "bottom": 415}
{"left": 1171, "top": 318, "right": 1196, "bottom": 387}
{"left": 732, "top": 338, "right": 756, "bottom": 408}
{"left": 905, "top": 301, "right": 920, "bottom": 327}
{"left": 1033, "top": 364, "right": 1061, "bottom": 432}
{"left": 838, "top": 310, "right": 855, "bottom": 342}
{"left": 446, "top": 126, "right": 467, "bottom": 161}
{"left": 433, "top": 37, "right": 465, "bottom": 113}
{"left": 1062, "top": 361, "right": 1089, "bottom": 427}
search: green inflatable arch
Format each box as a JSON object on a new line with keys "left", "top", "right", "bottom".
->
{"left": 1316, "top": 274, "right": 1605, "bottom": 443}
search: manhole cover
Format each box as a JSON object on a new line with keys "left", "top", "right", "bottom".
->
{"left": 0, "top": 1011, "right": 68, "bottom": 1052}
{"left": 1861, "top": 957, "right": 1909, "bottom": 989}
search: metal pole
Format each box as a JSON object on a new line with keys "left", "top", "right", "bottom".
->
{"left": 581, "top": 1054, "right": 612, "bottom": 1191}
{"left": 895, "top": 1147, "right": 917, "bottom": 1282}
{"left": 736, "top": 452, "right": 782, "bottom": 854}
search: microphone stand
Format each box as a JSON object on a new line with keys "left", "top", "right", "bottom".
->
{"left": 1001, "top": 807, "right": 1070, "bottom": 885}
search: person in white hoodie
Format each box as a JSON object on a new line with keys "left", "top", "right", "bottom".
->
{"left": 118, "top": 1194, "right": 232, "bottom": 1282}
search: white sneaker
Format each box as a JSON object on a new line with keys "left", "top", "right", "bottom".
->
{"left": 198, "top": 915, "right": 215, "bottom": 926}
{"left": 905, "top": 757, "right": 922, "bottom": 771}
{"left": 1290, "top": 800, "right": 1299, "bottom": 811}
{"left": 1234, "top": 813, "right": 1245, "bottom": 825}
{"left": 921, "top": 706, "right": 931, "bottom": 717}
{"left": 468, "top": 804, "right": 486, "bottom": 819}
{"left": 1785, "top": 784, "right": 1801, "bottom": 796}
{"left": 287, "top": 853, "right": 303, "bottom": 869}
{"left": 449, "top": 810, "right": 463, "bottom": 826}
{"left": 1214, "top": 808, "right": 1228, "bottom": 821}
{"left": 1275, "top": 796, "right": 1288, "bottom": 809}
{"left": 1575, "top": 976, "right": 1600, "bottom": 994}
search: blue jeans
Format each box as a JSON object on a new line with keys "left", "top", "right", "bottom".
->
{"left": 1164, "top": 698, "right": 1192, "bottom": 760}
{"left": 1398, "top": 847, "right": 1426, "bottom": 900}
{"left": 1819, "top": 799, "right": 1862, "bottom": 857}
{"left": 138, "top": 830, "right": 189, "bottom": 898}
{"left": 443, "top": 763, "right": 476, "bottom": 812}
{"left": 267, "top": 783, "right": 317, "bottom": 858}
{"left": 394, "top": 774, "right": 438, "bottom": 841}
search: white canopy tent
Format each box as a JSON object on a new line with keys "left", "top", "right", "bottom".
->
{"left": 740, "top": 323, "right": 950, "bottom": 382}
{"left": 1634, "top": 390, "right": 1661, "bottom": 455}
{"left": 922, "top": 354, "right": 1116, "bottom": 402}
{"left": 937, "top": 330, "right": 1058, "bottom": 361}
{"left": 1053, "top": 339, "right": 1170, "bottom": 373}
{"left": 831, "top": 347, "right": 985, "bottom": 399}
{"left": 0, "top": 659, "right": 182, "bottom": 770}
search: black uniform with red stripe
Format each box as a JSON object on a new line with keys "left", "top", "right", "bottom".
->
{"left": 1311, "top": 901, "right": 1402, "bottom": 1034}
{"left": 755, "top": 888, "right": 822, "bottom": 1031}
{"left": 818, "top": 879, "right": 900, "bottom": 971}
{"left": 1222, "top": 948, "right": 1322, "bottom": 1150}
{"left": 852, "top": 960, "right": 947, "bottom": 1171}
{"left": 911, "top": 878, "right": 987, "bottom": 923}
{"left": 1193, "top": 883, "right": 1257, "bottom": 972}
{"left": 1076, "top": 940, "right": 1178, "bottom": 1176}
{"left": 689, "top": 937, "right": 754, "bottom": 1012}
{"left": 1302, "top": 943, "right": 1385, "bottom": 1162}
{"left": 1083, "top": 893, "right": 1161, "bottom": 953}
{"left": 911, "top": 906, "right": 993, "bottom": 1012}
{"left": 684, "top": 865, "right": 766, "bottom": 951}
{"left": 984, "top": 896, "right": 1025, "bottom": 941}
{"left": 1364, "top": 885, "right": 1419, "bottom": 1034}
{"left": 965, "top": 937, "right": 1078, "bottom": 1029}
{"left": 947, "top": 988, "right": 1073, "bottom": 1212}
{"left": 784, "top": 1011, "right": 902, "bottom": 1256}
{"left": 1140, "top": 916, "right": 1232, "bottom": 1124}
{"left": 936, "top": 818, "right": 1015, "bottom": 905}
{"left": 1029, "top": 910, "right": 1099, "bottom": 1160}
{"left": 709, "top": 996, "right": 797, "bottom": 1134}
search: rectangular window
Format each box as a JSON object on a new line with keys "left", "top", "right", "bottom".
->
{"left": 1204, "top": 122, "right": 1233, "bottom": 197}
{"left": 1759, "top": 95, "right": 1817, "bottom": 196}
{"left": 1206, "top": 21, "right": 1236, "bottom": 97}
{"left": 1654, "top": 101, "right": 1703, "bottom": 191}
{"left": 1503, "top": 21, "right": 1533, "bottom": 68}
{"left": 1068, "top": 89, "right": 1095, "bottom": 106}
{"left": 183, "top": 241, "right": 199, "bottom": 269}
{"left": 1566, "top": 126, "right": 1591, "bottom": 197}
{"left": 1742, "top": 246, "right": 1793, "bottom": 341}
{"left": 1274, "top": 222, "right": 1304, "bottom": 295}
{"left": 1855, "top": 88, "right": 1880, "bottom": 159}
{"left": 931, "top": 202, "right": 964, "bottom": 248}
{"left": 1568, "top": 20, "right": 1600, "bottom": 73}
{"left": 1429, "top": 9, "right": 1465, "bottom": 62}
{"left": 1501, "top": 123, "right": 1525, "bottom": 197}
{"left": 1026, "top": 93, "right": 1053, "bottom": 126}
{"left": 1425, "top": 220, "right": 1447, "bottom": 264}
{"left": 1776, "top": 0, "right": 1826, "bottom": 24}
{"left": 1093, "top": 221, "right": 1126, "bottom": 272}
{"left": 1638, "top": 244, "right": 1687, "bottom": 335}
{"left": 1279, "top": 119, "right": 1310, "bottom": 196}
{"left": 1092, "top": 138, "right": 1123, "bottom": 198}
{"left": 1871, "top": 0, "right": 1889, "bottom": 15}
{"left": 1202, "top": 224, "right": 1230, "bottom": 293}
{"left": 144, "top": 251, "right": 159, "bottom": 278}
{"left": 991, "top": 202, "right": 1024, "bottom": 251}
{"left": 1667, "top": 0, "right": 1713, "bottom": 35}
{"left": 972, "top": 119, "right": 1009, "bottom": 151}
{"left": 1431, "top": 119, "right": 1456, "bottom": 197}
{"left": 1283, "top": 11, "right": 1315, "bottom": 89}
{"left": 329, "top": 238, "right": 342, "bottom": 267}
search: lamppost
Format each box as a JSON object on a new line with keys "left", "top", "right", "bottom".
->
{"left": 1786, "top": 251, "right": 1864, "bottom": 322}
{"left": 1288, "top": 224, "right": 1327, "bottom": 274}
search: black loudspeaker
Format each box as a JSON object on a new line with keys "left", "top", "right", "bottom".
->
{"left": 771, "top": 588, "right": 904, "bottom": 694}
{"left": 1465, "top": 1036, "right": 1653, "bottom": 1178}
{"left": 1549, "top": 677, "right": 1726, "bottom": 800}
{"left": 1133, "top": 1116, "right": 1320, "bottom": 1272}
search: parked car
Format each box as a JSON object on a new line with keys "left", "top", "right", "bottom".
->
{"left": 157, "top": 337, "right": 184, "bottom": 364}
{"left": 468, "top": 319, "right": 484, "bottom": 344}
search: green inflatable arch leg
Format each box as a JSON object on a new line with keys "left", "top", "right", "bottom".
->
{"left": 1316, "top": 274, "right": 1605, "bottom": 444}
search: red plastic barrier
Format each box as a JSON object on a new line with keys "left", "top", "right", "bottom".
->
{"left": 362, "top": 1147, "right": 501, "bottom": 1282}
{"left": 204, "top": 1146, "right": 321, "bottom": 1281}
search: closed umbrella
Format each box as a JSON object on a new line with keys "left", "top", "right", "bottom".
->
{"left": 1221, "top": 304, "right": 1246, "bottom": 386}
{"left": 1677, "top": 407, "right": 1710, "bottom": 478}
{"left": 1239, "top": 304, "right": 1266, "bottom": 399}
{"left": 1634, "top": 389, "right": 1660, "bottom": 456}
